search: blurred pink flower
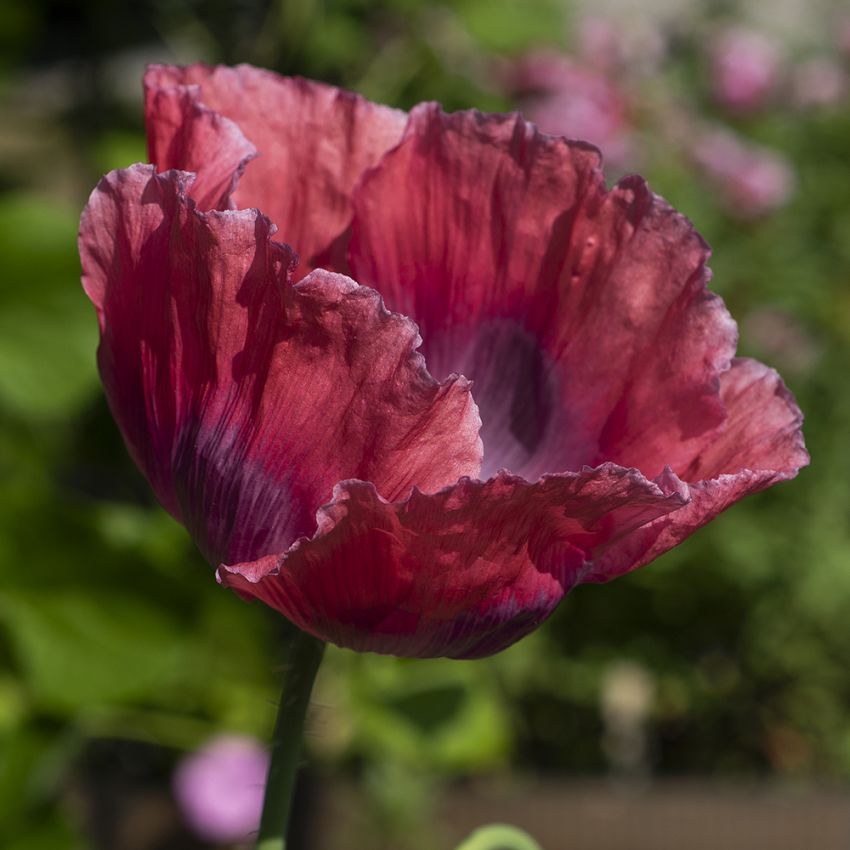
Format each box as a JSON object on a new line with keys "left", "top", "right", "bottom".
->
{"left": 576, "top": 15, "right": 666, "bottom": 75}
{"left": 742, "top": 307, "right": 819, "bottom": 376}
{"left": 509, "top": 52, "right": 634, "bottom": 169}
{"left": 837, "top": 15, "right": 850, "bottom": 58}
{"left": 173, "top": 735, "right": 268, "bottom": 843}
{"left": 791, "top": 57, "right": 847, "bottom": 109}
{"left": 709, "top": 27, "right": 781, "bottom": 112}
{"left": 576, "top": 16, "right": 627, "bottom": 72}
{"left": 691, "top": 128, "right": 794, "bottom": 219}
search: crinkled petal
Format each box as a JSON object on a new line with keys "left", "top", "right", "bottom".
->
{"left": 145, "top": 63, "right": 407, "bottom": 276}
{"left": 79, "top": 164, "right": 481, "bottom": 566}
{"left": 218, "top": 464, "right": 688, "bottom": 659}
{"left": 348, "top": 105, "right": 737, "bottom": 481}
{"left": 586, "top": 358, "right": 808, "bottom": 582}
{"left": 144, "top": 81, "right": 257, "bottom": 211}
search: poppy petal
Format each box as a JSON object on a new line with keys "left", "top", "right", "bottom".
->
{"left": 144, "top": 80, "right": 257, "bottom": 211}
{"left": 586, "top": 357, "right": 808, "bottom": 582}
{"left": 144, "top": 64, "right": 407, "bottom": 275}
{"left": 79, "top": 164, "right": 481, "bottom": 566}
{"left": 218, "top": 463, "right": 688, "bottom": 659}
{"left": 348, "top": 105, "right": 737, "bottom": 482}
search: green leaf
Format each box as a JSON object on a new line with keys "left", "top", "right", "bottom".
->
{"left": 0, "top": 590, "right": 186, "bottom": 710}
{"left": 0, "top": 194, "right": 98, "bottom": 419}
{"left": 455, "top": 0, "right": 563, "bottom": 53}
{"left": 0, "top": 730, "right": 46, "bottom": 828}
{"left": 4, "top": 816, "right": 83, "bottom": 850}
{"left": 341, "top": 654, "right": 510, "bottom": 770}
{"left": 89, "top": 130, "right": 146, "bottom": 175}
{"left": 454, "top": 824, "right": 543, "bottom": 850}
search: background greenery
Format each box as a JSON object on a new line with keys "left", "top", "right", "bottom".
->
{"left": 1, "top": 0, "right": 848, "bottom": 847}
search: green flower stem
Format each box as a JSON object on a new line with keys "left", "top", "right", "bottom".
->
{"left": 256, "top": 631, "right": 325, "bottom": 850}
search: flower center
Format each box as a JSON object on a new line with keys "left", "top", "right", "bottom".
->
{"left": 423, "top": 319, "right": 558, "bottom": 480}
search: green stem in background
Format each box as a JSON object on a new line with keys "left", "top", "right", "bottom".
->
{"left": 256, "top": 631, "right": 325, "bottom": 850}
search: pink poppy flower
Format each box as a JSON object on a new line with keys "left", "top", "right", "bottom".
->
{"left": 79, "top": 65, "right": 807, "bottom": 659}
{"left": 690, "top": 127, "right": 795, "bottom": 219}
{"left": 708, "top": 27, "right": 782, "bottom": 112}
{"left": 173, "top": 735, "right": 268, "bottom": 842}
{"left": 790, "top": 57, "right": 847, "bottom": 109}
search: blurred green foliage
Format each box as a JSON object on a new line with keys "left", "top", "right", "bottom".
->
{"left": 1, "top": 0, "right": 849, "bottom": 848}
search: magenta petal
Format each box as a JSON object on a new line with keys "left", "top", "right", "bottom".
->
{"left": 79, "top": 164, "right": 481, "bottom": 566}
{"left": 144, "top": 79, "right": 257, "bottom": 211}
{"left": 144, "top": 64, "right": 407, "bottom": 275}
{"left": 683, "top": 357, "right": 808, "bottom": 480}
{"left": 218, "top": 464, "right": 687, "bottom": 659}
{"left": 587, "top": 358, "right": 808, "bottom": 582}
{"left": 349, "top": 105, "right": 737, "bottom": 481}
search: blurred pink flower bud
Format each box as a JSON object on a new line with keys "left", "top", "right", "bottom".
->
{"left": 742, "top": 307, "right": 819, "bottom": 376}
{"left": 836, "top": 15, "right": 850, "bottom": 58}
{"left": 791, "top": 57, "right": 847, "bottom": 109}
{"left": 173, "top": 735, "right": 269, "bottom": 843}
{"left": 577, "top": 16, "right": 627, "bottom": 71}
{"left": 509, "top": 52, "right": 634, "bottom": 169}
{"left": 691, "top": 128, "right": 795, "bottom": 219}
{"left": 709, "top": 27, "right": 781, "bottom": 111}
{"left": 576, "top": 15, "right": 666, "bottom": 75}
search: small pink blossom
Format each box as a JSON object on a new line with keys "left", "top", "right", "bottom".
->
{"left": 173, "top": 735, "right": 268, "bottom": 843}
{"left": 709, "top": 27, "right": 782, "bottom": 112}
{"left": 691, "top": 128, "right": 795, "bottom": 219}
{"left": 576, "top": 15, "right": 666, "bottom": 75}
{"left": 509, "top": 52, "right": 634, "bottom": 169}
{"left": 576, "top": 17, "right": 627, "bottom": 73}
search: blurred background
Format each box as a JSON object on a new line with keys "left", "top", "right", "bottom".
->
{"left": 1, "top": 0, "right": 849, "bottom": 848}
